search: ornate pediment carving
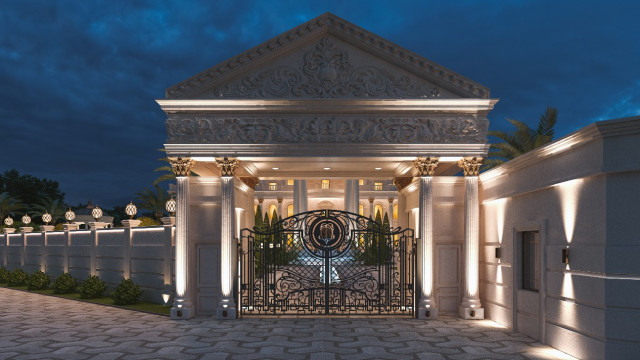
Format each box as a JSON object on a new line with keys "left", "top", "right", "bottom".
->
{"left": 213, "top": 38, "right": 441, "bottom": 99}
{"left": 166, "top": 115, "right": 488, "bottom": 144}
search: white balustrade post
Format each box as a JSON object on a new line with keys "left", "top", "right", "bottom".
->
{"left": 217, "top": 157, "right": 239, "bottom": 319}
{"left": 415, "top": 157, "right": 439, "bottom": 319}
{"left": 458, "top": 157, "right": 484, "bottom": 319}
{"left": 90, "top": 228, "right": 98, "bottom": 276}
{"left": 170, "top": 157, "right": 195, "bottom": 319}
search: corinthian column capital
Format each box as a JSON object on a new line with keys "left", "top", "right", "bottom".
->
{"left": 457, "top": 157, "right": 483, "bottom": 176}
{"left": 216, "top": 157, "right": 239, "bottom": 177}
{"left": 414, "top": 157, "right": 439, "bottom": 176}
{"left": 170, "top": 157, "right": 195, "bottom": 177}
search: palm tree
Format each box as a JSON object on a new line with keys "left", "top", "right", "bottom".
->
{"left": 485, "top": 106, "right": 558, "bottom": 169}
{"left": 0, "top": 192, "right": 24, "bottom": 221}
{"left": 136, "top": 185, "right": 170, "bottom": 221}
{"left": 153, "top": 149, "right": 176, "bottom": 186}
{"left": 30, "top": 196, "right": 66, "bottom": 224}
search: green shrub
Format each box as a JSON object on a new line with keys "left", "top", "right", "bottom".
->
{"left": 7, "top": 269, "right": 29, "bottom": 286}
{"left": 79, "top": 275, "right": 107, "bottom": 299}
{"left": 52, "top": 273, "right": 77, "bottom": 294}
{"left": 138, "top": 216, "right": 160, "bottom": 227}
{"left": 0, "top": 267, "right": 8, "bottom": 283}
{"left": 112, "top": 278, "right": 143, "bottom": 305}
{"left": 27, "top": 271, "right": 50, "bottom": 290}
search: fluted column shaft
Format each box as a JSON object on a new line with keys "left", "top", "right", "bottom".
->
{"left": 293, "top": 180, "right": 308, "bottom": 214}
{"left": 217, "top": 158, "right": 239, "bottom": 319}
{"left": 344, "top": 180, "right": 359, "bottom": 214}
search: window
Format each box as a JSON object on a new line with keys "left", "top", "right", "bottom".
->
{"left": 374, "top": 204, "right": 383, "bottom": 219}
{"left": 359, "top": 179, "right": 364, "bottom": 186}
{"left": 359, "top": 204, "right": 364, "bottom": 216}
{"left": 393, "top": 204, "right": 398, "bottom": 220}
{"left": 374, "top": 182, "right": 383, "bottom": 191}
{"left": 322, "top": 179, "right": 330, "bottom": 189}
{"left": 287, "top": 179, "right": 294, "bottom": 186}
{"left": 522, "top": 231, "right": 540, "bottom": 292}
{"left": 269, "top": 182, "right": 277, "bottom": 191}
{"left": 287, "top": 204, "right": 294, "bottom": 217}
{"left": 268, "top": 204, "right": 277, "bottom": 220}
{"left": 254, "top": 204, "right": 258, "bottom": 214}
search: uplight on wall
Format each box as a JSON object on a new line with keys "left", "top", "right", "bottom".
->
{"left": 562, "top": 247, "right": 570, "bottom": 264}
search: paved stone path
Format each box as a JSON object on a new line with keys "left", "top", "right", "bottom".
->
{"left": 0, "top": 288, "right": 577, "bottom": 360}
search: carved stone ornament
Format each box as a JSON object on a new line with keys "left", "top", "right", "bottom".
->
{"left": 213, "top": 38, "right": 441, "bottom": 99}
{"left": 170, "top": 157, "right": 195, "bottom": 177}
{"left": 239, "top": 176, "right": 259, "bottom": 189}
{"left": 166, "top": 115, "right": 488, "bottom": 144}
{"left": 414, "top": 157, "right": 439, "bottom": 176}
{"left": 393, "top": 177, "right": 414, "bottom": 191}
{"left": 216, "top": 157, "right": 239, "bottom": 177}
{"left": 458, "top": 157, "right": 483, "bottom": 176}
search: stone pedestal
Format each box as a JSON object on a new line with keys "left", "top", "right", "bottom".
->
{"left": 20, "top": 227, "right": 33, "bottom": 233}
{"left": 161, "top": 217, "right": 175, "bottom": 226}
{"left": 170, "top": 307, "right": 191, "bottom": 319}
{"left": 41, "top": 225, "right": 55, "bottom": 231}
{"left": 121, "top": 219, "right": 141, "bottom": 228}
{"left": 63, "top": 223, "right": 79, "bottom": 231}
{"left": 2, "top": 228, "right": 16, "bottom": 234}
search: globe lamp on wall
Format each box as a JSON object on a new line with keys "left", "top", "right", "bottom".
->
{"left": 65, "top": 209, "right": 76, "bottom": 223}
{"left": 91, "top": 206, "right": 103, "bottom": 222}
{"left": 125, "top": 202, "right": 137, "bottom": 219}
{"left": 42, "top": 212, "right": 52, "bottom": 225}
{"left": 4, "top": 216, "right": 13, "bottom": 226}
{"left": 166, "top": 197, "right": 176, "bottom": 217}
{"left": 21, "top": 214, "right": 31, "bottom": 225}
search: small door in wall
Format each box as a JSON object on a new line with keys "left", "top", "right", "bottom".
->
{"left": 435, "top": 244, "right": 461, "bottom": 314}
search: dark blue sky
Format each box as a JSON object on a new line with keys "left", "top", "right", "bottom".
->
{"left": 1, "top": 1, "right": 638, "bottom": 208}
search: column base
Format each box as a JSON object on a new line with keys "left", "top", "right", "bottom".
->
{"left": 216, "top": 307, "right": 237, "bottom": 320}
{"left": 459, "top": 307, "right": 484, "bottom": 320}
{"left": 417, "top": 307, "right": 438, "bottom": 319}
{"left": 170, "top": 306, "right": 192, "bottom": 320}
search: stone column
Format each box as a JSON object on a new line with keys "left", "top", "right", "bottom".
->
{"left": 344, "top": 180, "right": 359, "bottom": 214}
{"left": 415, "top": 157, "right": 439, "bottom": 319}
{"left": 388, "top": 197, "right": 394, "bottom": 229}
{"left": 458, "top": 157, "right": 484, "bottom": 319}
{"left": 217, "top": 157, "right": 239, "bottom": 319}
{"left": 293, "top": 180, "right": 308, "bottom": 214}
{"left": 277, "top": 197, "right": 283, "bottom": 218}
{"left": 169, "top": 157, "right": 195, "bottom": 319}
{"left": 368, "top": 197, "right": 375, "bottom": 218}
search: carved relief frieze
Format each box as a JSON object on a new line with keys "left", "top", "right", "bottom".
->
{"left": 166, "top": 115, "right": 488, "bottom": 144}
{"left": 212, "top": 38, "right": 441, "bottom": 99}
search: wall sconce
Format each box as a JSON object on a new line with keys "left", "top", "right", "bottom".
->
{"left": 125, "top": 201, "right": 137, "bottom": 219}
{"left": 495, "top": 247, "right": 501, "bottom": 259}
{"left": 21, "top": 214, "right": 31, "bottom": 225}
{"left": 65, "top": 208, "right": 76, "bottom": 223}
{"left": 42, "top": 212, "right": 52, "bottom": 225}
{"left": 165, "top": 197, "right": 176, "bottom": 216}
{"left": 91, "top": 206, "right": 103, "bottom": 222}
{"left": 562, "top": 248, "right": 570, "bottom": 264}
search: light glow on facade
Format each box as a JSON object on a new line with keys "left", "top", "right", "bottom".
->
{"left": 555, "top": 178, "right": 584, "bottom": 243}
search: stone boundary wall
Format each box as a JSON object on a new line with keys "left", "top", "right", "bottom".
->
{"left": 1, "top": 226, "right": 175, "bottom": 303}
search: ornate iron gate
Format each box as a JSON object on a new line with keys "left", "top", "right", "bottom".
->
{"left": 239, "top": 210, "right": 415, "bottom": 316}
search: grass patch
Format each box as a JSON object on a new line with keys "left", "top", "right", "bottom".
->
{"left": 3, "top": 285, "right": 170, "bottom": 316}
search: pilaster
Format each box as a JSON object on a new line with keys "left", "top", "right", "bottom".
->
{"left": 216, "top": 157, "right": 239, "bottom": 319}
{"left": 458, "top": 157, "right": 484, "bottom": 319}
{"left": 415, "top": 157, "right": 439, "bottom": 319}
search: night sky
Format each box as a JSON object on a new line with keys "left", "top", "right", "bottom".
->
{"left": 1, "top": 1, "right": 638, "bottom": 208}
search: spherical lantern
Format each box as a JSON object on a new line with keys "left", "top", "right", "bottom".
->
{"left": 42, "top": 212, "right": 52, "bottom": 225}
{"left": 165, "top": 197, "right": 176, "bottom": 217}
{"left": 125, "top": 201, "right": 137, "bottom": 219}
{"left": 4, "top": 216, "right": 13, "bottom": 226}
{"left": 21, "top": 214, "right": 31, "bottom": 225}
{"left": 65, "top": 208, "right": 76, "bottom": 223}
{"left": 91, "top": 206, "right": 103, "bottom": 222}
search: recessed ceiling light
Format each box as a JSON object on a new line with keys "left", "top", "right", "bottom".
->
{"left": 375, "top": 167, "right": 382, "bottom": 170}
{"left": 272, "top": 167, "right": 279, "bottom": 170}
{"left": 324, "top": 167, "right": 331, "bottom": 170}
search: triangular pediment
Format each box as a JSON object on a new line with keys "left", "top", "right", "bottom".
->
{"left": 167, "top": 13, "right": 489, "bottom": 99}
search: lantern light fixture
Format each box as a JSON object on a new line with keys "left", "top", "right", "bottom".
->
{"left": 4, "top": 216, "right": 13, "bottom": 226}
{"left": 21, "top": 214, "right": 31, "bottom": 225}
{"left": 166, "top": 197, "right": 176, "bottom": 217}
{"left": 495, "top": 247, "right": 501, "bottom": 259}
{"left": 125, "top": 201, "right": 137, "bottom": 219}
{"left": 65, "top": 208, "right": 76, "bottom": 223}
{"left": 91, "top": 206, "right": 103, "bottom": 222}
{"left": 562, "top": 247, "right": 570, "bottom": 264}
{"left": 42, "top": 212, "right": 52, "bottom": 225}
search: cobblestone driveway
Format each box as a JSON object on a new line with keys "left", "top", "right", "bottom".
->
{"left": 0, "top": 288, "right": 577, "bottom": 359}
